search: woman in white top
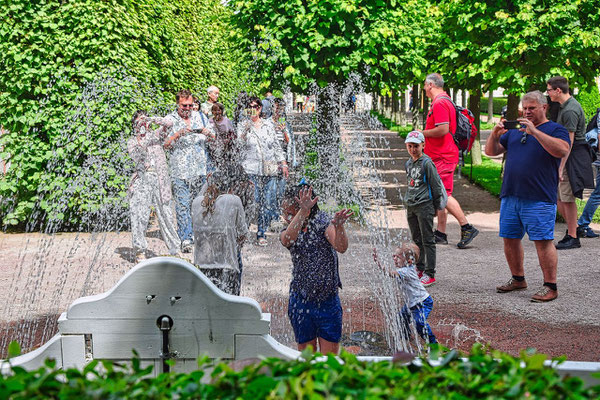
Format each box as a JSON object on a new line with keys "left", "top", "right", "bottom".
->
{"left": 237, "top": 96, "right": 288, "bottom": 246}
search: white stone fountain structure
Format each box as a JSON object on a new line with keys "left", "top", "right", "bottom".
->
{"left": 3, "top": 256, "right": 600, "bottom": 387}
{"left": 3, "top": 257, "right": 299, "bottom": 374}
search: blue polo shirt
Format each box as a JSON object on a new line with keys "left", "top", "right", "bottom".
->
{"left": 287, "top": 211, "right": 341, "bottom": 302}
{"left": 499, "top": 121, "right": 570, "bottom": 203}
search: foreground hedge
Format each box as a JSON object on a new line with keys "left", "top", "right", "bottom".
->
{"left": 1, "top": 345, "right": 598, "bottom": 399}
{"left": 0, "top": 0, "right": 253, "bottom": 230}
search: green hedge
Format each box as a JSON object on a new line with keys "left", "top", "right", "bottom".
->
{"left": 0, "top": 0, "right": 254, "bottom": 230}
{"left": 1, "top": 345, "right": 598, "bottom": 398}
{"left": 480, "top": 97, "right": 508, "bottom": 115}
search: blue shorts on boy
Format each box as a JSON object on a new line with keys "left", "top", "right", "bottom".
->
{"left": 499, "top": 196, "right": 556, "bottom": 241}
{"left": 288, "top": 291, "right": 343, "bottom": 344}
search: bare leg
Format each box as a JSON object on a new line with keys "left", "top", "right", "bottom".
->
{"left": 436, "top": 196, "right": 468, "bottom": 233}
{"left": 534, "top": 240, "right": 558, "bottom": 283}
{"left": 557, "top": 201, "right": 578, "bottom": 238}
{"left": 436, "top": 208, "right": 448, "bottom": 233}
{"left": 297, "top": 339, "right": 317, "bottom": 351}
{"left": 317, "top": 337, "right": 340, "bottom": 355}
{"left": 503, "top": 238, "right": 524, "bottom": 276}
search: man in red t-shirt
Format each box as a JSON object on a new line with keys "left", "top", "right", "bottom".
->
{"left": 422, "top": 73, "right": 479, "bottom": 249}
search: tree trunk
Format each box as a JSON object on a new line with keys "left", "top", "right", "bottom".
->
{"left": 421, "top": 87, "right": 429, "bottom": 130}
{"left": 469, "top": 88, "right": 482, "bottom": 166}
{"left": 461, "top": 89, "right": 467, "bottom": 108}
{"left": 411, "top": 84, "right": 419, "bottom": 130}
{"left": 392, "top": 89, "right": 399, "bottom": 127}
{"left": 399, "top": 88, "right": 407, "bottom": 126}
{"left": 487, "top": 91, "right": 494, "bottom": 123}
{"left": 452, "top": 88, "right": 457, "bottom": 103}
{"left": 506, "top": 93, "right": 520, "bottom": 120}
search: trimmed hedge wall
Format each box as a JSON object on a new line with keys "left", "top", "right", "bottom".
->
{"left": 480, "top": 97, "right": 508, "bottom": 115}
{"left": 0, "top": 0, "right": 254, "bottom": 229}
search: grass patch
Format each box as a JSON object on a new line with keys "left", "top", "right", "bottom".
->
{"left": 576, "top": 197, "right": 600, "bottom": 223}
{"left": 463, "top": 154, "right": 503, "bottom": 197}
{"left": 371, "top": 111, "right": 413, "bottom": 138}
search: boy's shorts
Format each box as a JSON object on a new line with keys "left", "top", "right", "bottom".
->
{"left": 499, "top": 196, "right": 556, "bottom": 241}
{"left": 433, "top": 160, "right": 456, "bottom": 196}
{"left": 288, "top": 291, "right": 342, "bottom": 344}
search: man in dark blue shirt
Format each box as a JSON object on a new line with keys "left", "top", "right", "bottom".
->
{"left": 485, "top": 91, "right": 570, "bottom": 303}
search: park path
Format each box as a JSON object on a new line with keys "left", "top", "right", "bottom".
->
{"left": 1, "top": 113, "right": 599, "bottom": 360}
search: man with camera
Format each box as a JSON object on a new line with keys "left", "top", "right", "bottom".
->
{"left": 422, "top": 73, "right": 479, "bottom": 250}
{"left": 162, "top": 89, "right": 212, "bottom": 253}
{"left": 485, "top": 91, "right": 570, "bottom": 302}
{"left": 546, "top": 76, "right": 594, "bottom": 248}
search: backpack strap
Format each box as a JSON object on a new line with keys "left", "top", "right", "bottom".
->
{"left": 422, "top": 159, "right": 433, "bottom": 200}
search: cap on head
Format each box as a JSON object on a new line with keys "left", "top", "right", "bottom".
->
{"left": 405, "top": 130, "right": 425, "bottom": 144}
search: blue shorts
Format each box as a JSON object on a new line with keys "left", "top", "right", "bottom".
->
{"left": 288, "top": 292, "right": 342, "bottom": 344}
{"left": 499, "top": 196, "right": 556, "bottom": 241}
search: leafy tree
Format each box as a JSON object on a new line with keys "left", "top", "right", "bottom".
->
{"left": 0, "top": 0, "right": 252, "bottom": 229}
{"left": 437, "top": 0, "right": 600, "bottom": 121}
{"left": 231, "top": 0, "right": 434, "bottom": 196}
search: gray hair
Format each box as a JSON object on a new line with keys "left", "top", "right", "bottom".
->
{"left": 425, "top": 73, "right": 444, "bottom": 88}
{"left": 207, "top": 85, "right": 219, "bottom": 94}
{"left": 521, "top": 90, "right": 547, "bottom": 105}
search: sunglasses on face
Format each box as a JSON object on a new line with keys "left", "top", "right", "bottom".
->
{"left": 179, "top": 104, "right": 194, "bottom": 108}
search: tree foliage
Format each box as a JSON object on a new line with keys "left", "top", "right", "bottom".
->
{"left": 0, "top": 0, "right": 252, "bottom": 229}
{"left": 436, "top": 0, "right": 600, "bottom": 94}
{"left": 230, "top": 0, "right": 434, "bottom": 93}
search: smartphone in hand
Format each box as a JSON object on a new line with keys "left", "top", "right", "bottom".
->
{"left": 503, "top": 120, "right": 521, "bottom": 130}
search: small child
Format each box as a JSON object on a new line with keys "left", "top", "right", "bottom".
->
{"left": 280, "top": 183, "right": 353, "bottom": 354}
{"left": 404, "top": 130, "right": 447, "bottom": 287}
{"left": 374, "top": 243, "right": 437, "bottom": 344}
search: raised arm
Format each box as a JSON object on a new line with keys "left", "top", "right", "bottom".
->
{"left": 485, "top": 123, "right": 507, "bottom": 156}
{"left": 280, "top": 187, "right": 318, "bottom": 248}
{"left": 325, "top": 209, "right": 353, "bottom": 253}
{"left": 518, "top": 118, "right": 569, "bottom": 158}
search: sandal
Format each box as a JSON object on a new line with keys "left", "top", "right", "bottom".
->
{"left": 257, "top": 237, "right": 268, "bottom": 246}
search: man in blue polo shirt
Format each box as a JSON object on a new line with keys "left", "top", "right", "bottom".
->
{"left": 485, "top": 91, "right": 570, "bottom": 302}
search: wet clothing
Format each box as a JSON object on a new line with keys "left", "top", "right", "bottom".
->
{"left": 237, "top": 118, "right": 285, "bottom": 176}
{"left": 396, "top": 263, "right": 436, "bottom": 343}
{"left": 286, "top": 211, "right": 341, "bottom": 303}
{"left": 499, "top": 121, "right": 570, "bottom": 204}
{"left": 288, "top": 291, "right": 343, "bottom": 344}
{"left": 164, "top": 111, "right": 210, "bottom": 180}
{"left": 192, "top": 194, "right": 248, "bottom": 274}
{"left": 127, "top": 127, "right": 180, "bottom": 254}
{"left": 400, "top": 296, "right": 437, "bottom": 344}
{"left": 164, "top": 110, "right": 209, "bottom": 242}
{"left": 207, "top": 116, "right": 239, "bottom": 170}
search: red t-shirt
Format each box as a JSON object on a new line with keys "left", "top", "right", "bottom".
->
{"left": 424, "top": 92, "right": 459, "bottom": 164}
